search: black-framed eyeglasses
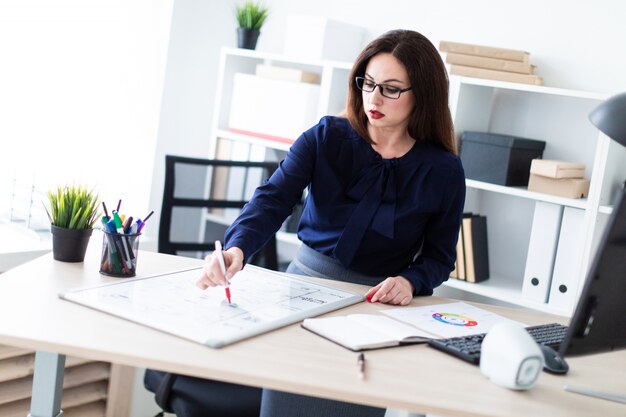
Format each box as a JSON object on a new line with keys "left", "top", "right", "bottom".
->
{"left": 355, "top": 76, "right": 412, "bottom": 99}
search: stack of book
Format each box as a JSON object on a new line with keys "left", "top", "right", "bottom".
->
{"left": 439, "top": 40, "right": 542, "bottom": 86}
{"left": 527, "top": 159, "right": 590, "bottom": 198}
{"left": 450, "top": 213, "right": 489, "bottom": 283}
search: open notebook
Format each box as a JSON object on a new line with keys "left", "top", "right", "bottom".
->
{"left": 302, "top": 302, "right": 523, "bottom": 351}
{"left": 302, "top": 314, "right": 434, "bottom": 350}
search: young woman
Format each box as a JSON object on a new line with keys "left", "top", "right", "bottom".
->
{"left": 196, "top": 29, "right": 466, "bottom": 417}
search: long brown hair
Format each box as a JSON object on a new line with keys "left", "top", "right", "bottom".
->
{"left": 346, "top": 30, "right": 457, "bottom": 154}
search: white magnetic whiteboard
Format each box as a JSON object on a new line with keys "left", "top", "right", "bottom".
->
{"left": 60, "top": 265, "right": 363, "bottom": 348}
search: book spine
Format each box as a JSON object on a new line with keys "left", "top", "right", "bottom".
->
{"left": 449, "top": 64, "right": 542, "bottom": 86}
{"left": 469, "top": 215, "right": 489, "bottom": 283}
{"left": 444, "top": 52, "right": 534, "bottom": 74}
{"left": 462, "top": 215, "right": 489, "bottom": 283}
{"left": 451, "top": 225, "right": 466, "bottom": 280}
{"left": 461, "top": 214, "right": 475, "bottom": 282}
{"left": 439, "top": 41, "right": 529, "bottom": 63}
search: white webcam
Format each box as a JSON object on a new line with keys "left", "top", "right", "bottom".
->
{"left": 480, "top": 321, "right": 544, "bottom": 390}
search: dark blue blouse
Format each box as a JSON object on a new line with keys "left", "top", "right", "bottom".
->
{"left": 225, "top": 116, "right": 466, "bottom": 295}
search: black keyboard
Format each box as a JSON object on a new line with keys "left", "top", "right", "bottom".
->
{"left": 427, "top": 322, "right": 569, "bottom": 365}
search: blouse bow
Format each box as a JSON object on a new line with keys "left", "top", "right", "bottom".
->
{"left": 334, "top": 157, "right": 398, "bottom": 267}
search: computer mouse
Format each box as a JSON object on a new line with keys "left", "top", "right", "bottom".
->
{"left": 539, "top": 344, "right": 569, "bottom": 374}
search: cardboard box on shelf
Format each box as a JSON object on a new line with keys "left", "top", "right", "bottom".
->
{"left": 283, "top": 15, "right": 365, "bottom": 62}
{"left": 255, "top": 64, "right": 321, "bottom": 84}
{"left": 530, "top": 159, "right": 585, "bottom": 179}
{"left": 528, "top": 174, "right": 590, "bottom": 199}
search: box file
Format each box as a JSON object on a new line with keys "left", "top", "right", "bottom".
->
{"left": 522, "top": 202, "right": 563, "bottom": 303}
{"left": 548, "top": 207, "right": 586, "bottom": 312}
{"left": 228, "top": 73, "right": 321, "bottom": 144}
{"left": 460, "top": 131, "right": 546, "bottom": 186}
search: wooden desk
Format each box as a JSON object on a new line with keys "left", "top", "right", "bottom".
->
{"left": 0, "top": 246, "right": 625, "bottom": 417}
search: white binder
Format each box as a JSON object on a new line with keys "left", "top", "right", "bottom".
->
{"left": 548, "top": 207, "right": 586, "bottom": 312}
{"left": 522, "top": 202, "right": 563, "bottom": 303}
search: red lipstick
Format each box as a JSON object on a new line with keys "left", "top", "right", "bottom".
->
{"left": 369, "top": 110, "right": 384, "bottom": 120}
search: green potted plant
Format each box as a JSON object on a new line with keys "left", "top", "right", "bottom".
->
{"left": 46, "top": 185, "right": 100, "bottom": 262}
{"left": 235, "top": 0, "right": 269, "bottom": 50}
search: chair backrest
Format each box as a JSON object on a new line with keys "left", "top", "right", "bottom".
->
{"left": 158, "top": 155, "right": 279, "bottom": 270}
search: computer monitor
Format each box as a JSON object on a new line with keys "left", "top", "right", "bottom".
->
{"left": 559, "top": 188, "right": 626, "bottom": 357}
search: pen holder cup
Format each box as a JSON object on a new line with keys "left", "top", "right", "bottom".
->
{"left": 99, "top": 230, "right": 141, "bottom": 277}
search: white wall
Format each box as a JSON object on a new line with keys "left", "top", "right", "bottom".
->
{"left": 146, "top": 0, "right": 626, "bottom": 246}
{"left": 258, "top": 0, "right": 626, "bottom": 94}
{"left": 0, "top": 0, "right": 172, "bottom": 230}
{"left": 144, "top": 0, "right": 235, "bottom": 248}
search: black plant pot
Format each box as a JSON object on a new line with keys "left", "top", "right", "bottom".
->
{"left": 237, "top": 28, "right": 260, "bottom": 50}
{"left": 51, "top": 225, "right": 93, "bottom": 262}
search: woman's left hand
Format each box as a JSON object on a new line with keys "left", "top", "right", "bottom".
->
{"left": 365, "top": 276, "right": 414, "bottom": 306}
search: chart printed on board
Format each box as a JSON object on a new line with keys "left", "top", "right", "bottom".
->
{"left": 60, "top": 265, "right": 363, "bottom": 348}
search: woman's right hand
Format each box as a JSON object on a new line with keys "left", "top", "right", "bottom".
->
{"left": 196, "top": 246, "right": 244, "bottom": 290}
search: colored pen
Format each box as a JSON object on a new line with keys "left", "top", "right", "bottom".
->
{"left": 137, "top": 211, "right": 154, "bottom": 233}
{"left": 358, "top": 353, "right": 365, "bottom": 380}
{"left": 112, "top": 211, "right": 125, "bottom": 235}
{"left": 143, "top": 210, "right": 154, "bottom": 223}
{"left": 214, "top": 240, "right": 231, "bottom": 303}
{"left": 102, "top": 202, "right": 110, "bottom": 220}
{"left": 123, "top": 216, "right": 133, "bottom": 234}
{"left": 122, "top": 216, "right": 136, "bottom": 261}
{"left": 100, "top": 216, "right": 111, "bottom": 268}
{"left": 112, "top": 211, "right": 132, "bottom": 268}
{"left": 105, "top": 219, "right": 127, "bottom": 273}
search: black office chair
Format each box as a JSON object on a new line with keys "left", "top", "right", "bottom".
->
{"left": 145, "top": 155, "right": 281, "bottom": 417}
{"left": 157, "top": 154, "right": 279, "bottom": 269}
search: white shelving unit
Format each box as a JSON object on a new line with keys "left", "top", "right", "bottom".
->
{"left": 449, "top": 75, "right": 626, "bottom": 316}
{"left": 207, "top": 47, "right": 354, "bottom": 264}
{"left": 209, "top": 48, "right": 626, "bottom": 316}
{"left": 209, "top": 47, "right": 352, "bottom": 158}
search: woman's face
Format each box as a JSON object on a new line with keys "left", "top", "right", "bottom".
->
{"left": 362, "top": 52, "right": 414, "bottom": 132}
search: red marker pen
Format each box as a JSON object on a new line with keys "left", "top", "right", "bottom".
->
{"left": 214, "top": 241, "right": 231, "bottom": 303}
